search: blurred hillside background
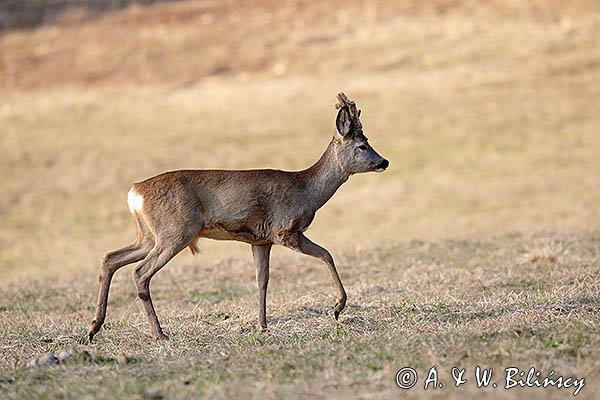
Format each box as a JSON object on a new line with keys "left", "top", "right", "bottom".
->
{"left": 1, "top": 0, "right": 599, "bottom": 281}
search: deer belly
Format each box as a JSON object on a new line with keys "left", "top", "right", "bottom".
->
{"left": 198, "top": 223, "right": 271, "bottom": 245}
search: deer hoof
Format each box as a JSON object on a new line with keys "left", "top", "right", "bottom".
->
{"left": 259, "top": 326, "right": 270, "bottom": 334}
{"left": 334, "top": 309, "right": 340, "bottom": 320}
{"left": 87, "top": 321, "right": 100, "bottom": 344}
{"left": 154, "top": 332, "right": 170, "bottom": 340}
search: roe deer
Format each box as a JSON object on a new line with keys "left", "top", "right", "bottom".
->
{"left": 88, "top": 92, "right": 389, "bottom": 341}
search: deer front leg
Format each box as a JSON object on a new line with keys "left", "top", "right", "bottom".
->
{"left": 278, "top": 231, "right": 347, "bottom": 320}
{"left": 251, "top": 244, "right": 272, "bottom": 331}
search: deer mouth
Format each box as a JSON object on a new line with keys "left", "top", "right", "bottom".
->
{"left": 375, "top": 159, "right": 389, "bottom": 173}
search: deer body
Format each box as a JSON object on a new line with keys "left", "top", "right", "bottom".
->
{"left": 88, "top": 93, "right": 388, "bottom": 341}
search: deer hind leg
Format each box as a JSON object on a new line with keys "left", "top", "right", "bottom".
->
{"left": 88, "top": 238, "right": 154, "bottom": 342}
{"left": 279, "top": 231, "right": 347, "bottom": 320}
{"left": 132, "top": 228, "right": 199, "bottom": 339}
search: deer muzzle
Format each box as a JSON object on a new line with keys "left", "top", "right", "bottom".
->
{"left": 375, "top": 159, "right": 389, "bottom": 173}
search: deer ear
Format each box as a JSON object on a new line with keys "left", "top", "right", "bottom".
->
{"left": 336, "top": 107, "right": 353, "bottom": 138}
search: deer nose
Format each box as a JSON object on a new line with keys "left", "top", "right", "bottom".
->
{"left": 377, "top": 159, "right": 389, "bottom": 170}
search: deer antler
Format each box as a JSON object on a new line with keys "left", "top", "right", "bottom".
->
{"left": 335, "top": 92, "right": 353, "bottom": 109}
{"left": 335, "top": 92, "right": 362, "bottom": 130}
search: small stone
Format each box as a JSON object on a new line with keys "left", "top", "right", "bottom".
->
{"left": 56, "top": 350, "right": 72, "bottom": 363}
{"left": 116, "top": 353, "right": 135, "bottom": 364}
{"left": 145, "top": 387, "right": 163, "bottom": 400}
{"left": 28, "top": 352, "right": 58, "bottom": 366}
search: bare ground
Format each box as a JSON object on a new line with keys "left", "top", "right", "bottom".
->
{"left": 1, "top": 233, "right": 599, "bottom": 399}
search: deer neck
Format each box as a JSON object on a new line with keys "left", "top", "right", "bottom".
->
{"left": 301, "top": 139, "right": 349, "bottom": 210}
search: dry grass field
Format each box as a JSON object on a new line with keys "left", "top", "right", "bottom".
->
{"left": 1, "top": 0, "right": 599, "bottom": 398}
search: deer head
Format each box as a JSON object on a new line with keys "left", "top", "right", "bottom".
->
{"left": 333, "top": 92, "right": 389, "bottom": 175}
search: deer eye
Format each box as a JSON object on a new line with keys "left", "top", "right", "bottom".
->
{"left": 358, "top": 144, "right": 368, "bottom": 151}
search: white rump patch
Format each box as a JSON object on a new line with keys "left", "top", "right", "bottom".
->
{"left": 127, "top": 189, "right": 144, "bottom": 214}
